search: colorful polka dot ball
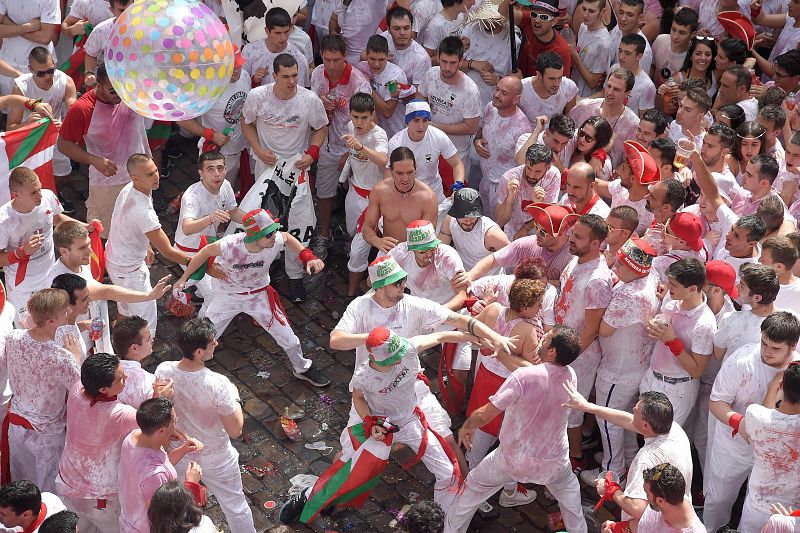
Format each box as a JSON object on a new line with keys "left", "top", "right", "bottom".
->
{"left": 105, "top": 0, "right": 235, "bottom": 120}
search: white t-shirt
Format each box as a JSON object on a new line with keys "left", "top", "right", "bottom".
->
{"left": 387, "top": 126, "right": 457, "bottom": 202}
{"left": 609, "top": 64, "right": 656, "bottom": 115}
{"left": 334, "top": 293, "right": 450, "bottom": 367}
{"left": 310, "top": 64, "right": 373, "bottom": 154}
{"left": 768, "top": 16, "right": 800, "bottom": 62}
{"left": 608, "top": 28, "right": 653, "bottom": 74}
{"left": 84, "top": 16, "right": 114, "bottom": 64}
{"left": 345, "top": 122, "right": 389, "bottom": 190}
{"left": 241, "top": 41, "right": 309, "bottom": 87}
{"left": 388, "top": 242, "right": 464, "bottom": 305}
{"left": 598, "top": 273, "right": 660, "bottom": 385}
{"left": 497, "top": 164, "right": 561, "bottom": 239}
{"left": 479, "top": 103, "right": 532, "bottom": 186}
{"left": 447, "top": 216, "right": 499, "bottom": 271}
{"left": 607, "top": 179, "right": 653, "bottom": 235}
{"left": 410, "top": 0, "right": 439, "bottom": 38}
{"left": 155, "top": 362, "right": 240, "bottom": 456}
{"left": 651, "top": 34, "right": 687, "bottom": 85}
{"left": 636, "top": 503, "right": 706, "bottom": 532}
{"left": 463, "top": 23, "right": 514, "bottom": 108}
{"left": 386, "top": 35, "right": 432, "bottom": 86}
{"left": 418, "top": 69, "right": 482, "bottom": 162}
{"left": 519, "top": 76, "right": 578, "bottom": 124}
{"left": 289, "top": 26, "right": 314, "bottom": 66}
{"left": 355, "top": 60, "right": 415, "bottom": 138}
{"left": 714, "top": 309, "right": 768, "bottom": 359}
{"left": 571, "top": 24, "right": 613, "bottom": 97}
{"left": 311, "top": 0, "right": 336, "bottom": 28}
{"left": 422, "top": 11, "right": 465, "bottom": 50}
{"left": 67, "top": 0, "right": 113, "bottom": 26}
{"left": 105, "top": 183, "right": 161, "bottom": 271}
{"left": 196, "top": 72, "right": 250, "bottom": 156}
{"left": 0, "top": 190, "right": 62, "bottom": 294}
{"left": 118, "top": 359, "right": 156, "bottom": 410}
{"left": 775, "top": 278, "right": 800, "bottom": 317}
{"left": 0, "top": 0, "right": 59, "bottom": 69}
{"left": 744, "top": 404, "right": 800, "bottom": 521}
{"left": 241, "top": 84, "right": 329, "bottom": 159}
{"left": 175, "top": 181, "right": 238, "bottom": 251}
{"left": 332, "top": 0, "right": 389, "bottom": 62}
{"left": 212, "top": 232, "right": 284, "bottom": 294}
{"left": 710, "top": 344, "right": 798, "bottom": 459}
{"left": 648, "top": 296, "right": 716, "bottom": 378}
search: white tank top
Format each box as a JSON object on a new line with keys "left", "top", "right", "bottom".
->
{"left": 14, "top": 71, "right": 68, "bottom": 121}
{"left": 448, "top": 216, "right": 500, "bottom": 272}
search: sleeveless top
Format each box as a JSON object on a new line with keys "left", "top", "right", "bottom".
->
{"left": 14, "top": 71, "right": 68, "bottom": 121}
{"left": 480, "top": 307, "right": 536, "bottom": 378}
{"left": 448, "top": 216, "right": 500, "bottom": 272}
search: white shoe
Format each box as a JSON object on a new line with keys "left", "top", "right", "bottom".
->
{"left": 498, "top": 486, "right": 537, "bottom": 507}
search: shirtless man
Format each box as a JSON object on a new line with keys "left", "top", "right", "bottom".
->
{"left": 362, "top": 147, "right": 438, "bottom": 253}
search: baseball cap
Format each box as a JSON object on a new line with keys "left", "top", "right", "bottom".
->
{"left": 368, "top": 256, "right": 407, "bottom": 290}
{"left": 448, "top": 188, "right": 483, "bottom": 218}
{"left": 706, "top": 260, "right": 739, "bottom": 300}
{"left": 366, "top": 327, "right": 410, "bottom": 367}
{"left": 242, "top": 209, "right": 281, "bottom": 243}
{"left": 406, "top": 220, "right": 441, "bottom": 251}
{"left": 615, "top": 237, "right": 656, "bottom": 275}
{"left": 666, "top": 212, "right": 704, "bottom": 252}
{"left": 624, "top": 140, "right": 660, "bottom": 185}
{"left": 524, "top": 203, "right": 580, "bottom": 236}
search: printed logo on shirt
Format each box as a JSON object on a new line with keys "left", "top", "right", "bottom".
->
{"left": 378, "top": 365, "right": 409, "bottom": 395}
{"left": 232, "top": 260, "right": 265, "bottom": 270}
{"left": 265, "top": 112, "right": 301, "bottom": 128}
{"left": 224, "top": 91, "right": 247, "bottom": 124}
{"left": 428, "top": 93, "right": 456, "bottom": 113}
{"left": 425, "top": 153, "right": 433, "bottom": 163}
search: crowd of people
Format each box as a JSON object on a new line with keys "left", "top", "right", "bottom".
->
{"left": 0, "top": 0, "right": 799, "bottom": 531}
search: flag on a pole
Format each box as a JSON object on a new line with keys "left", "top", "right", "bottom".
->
{"left": 299, "top": 422, "right": 393, "bottom": 523}
{"left": 0, "top": 118, "right": 59, "bottom": 205}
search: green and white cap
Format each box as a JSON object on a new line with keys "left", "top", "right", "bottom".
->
{"left": 406, "top": 220, "right": 440, "bottom": 251}
{"left": 366, "top": 327, "right": 410, "bottom": 366}
{"left": 368, "top": 256, "right": 407, "bottom": 290}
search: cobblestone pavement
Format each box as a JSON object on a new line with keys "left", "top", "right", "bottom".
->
{"left": 60, "top": 135, "right": 614, "bottom": 532}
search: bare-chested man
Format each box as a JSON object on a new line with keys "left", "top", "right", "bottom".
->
{"left": 362, "top": 147, "right": 438, "bottom": 253}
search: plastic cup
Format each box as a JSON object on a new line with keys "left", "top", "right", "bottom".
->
{"left": 674, "top": 138, "right": 695, "bottom": 169}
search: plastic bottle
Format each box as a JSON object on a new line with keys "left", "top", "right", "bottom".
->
{"left": 89, "top": 317, "right": 104, "bottom": 341}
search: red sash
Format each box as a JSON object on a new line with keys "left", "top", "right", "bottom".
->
{"left": 1, "top": 405, "right": 34, "bottom": 485}
{"left": 465, "top": 364, "right": 506, "bottom": 437}
{"left": 438, "top": 343, "right": 466, "bottom": 415}
{"left": 238, "top": 285, "right": 288, "bottom": 329}
{"left": 570, "top": 194, "right": 601, "bottom": 215}
{"left": 352, "top": 184, "right": 371, "bottom": 234}
{"left": 403, "top": 406, "right": 463, "bottom": 491}
{"left": 22, "top": 502, "right": 47, "bottom": 533}
{"left": 14, "top": 256, "right": 30, "bottom": 287}
{"left": 175, "top": 242, "right": 200, "bottom": 253}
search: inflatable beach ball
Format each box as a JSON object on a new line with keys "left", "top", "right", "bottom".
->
{"left": 105, "top": 0, "right": 235, "bottom": 120}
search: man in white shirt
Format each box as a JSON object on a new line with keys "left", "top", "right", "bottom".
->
{"left": 562, "top": 383, "right": 693, "bottom": 522}
{"left": 567, "top": 0, "right": 612, "bottom": 97}
{"left": 419, "top": 36, "right": 481, "bottom": 177}
{"left": 329, "top": 0, "right": 388, "bottom": 65}
{"left": 760, "top": 236, "right": 800, "bottom": 315}
{"left": 608, "top": 0, "right": 653, "bottom": 74}
{"left": 704, "top": 311, "right": 800, "bottom": 532}
{"left": 105, "top": 154, "right": 193, "bottom": 336}
{"left": 241, "top": 53, "right": 328, "bottom": 300}
{"left": 561, "top": 162, "right": 611, "bottom": 218}
{"left": 635, "top": 109, "right": 669, "bottom": 148}
{"left": 384, "top": 6, "right": 432, "bottom": 88}
{"left": 242, "top": 8, "right": 310, "bottom": 87}
{"left": 650, "top": 7, "right": 696, "bottom": 86}
{"left": 155, "top": 318, "right": 254, "bottom": 533}
{"left": 0, "top": 480, "right": 66, "bottom": 533}
{"left": 612, "top": 34, "right": 655, "bottom": 116}
{"left": 518, "top": 52, "right": 578, "bottom": 126}
{"left": 716, "top": 65, "right": 760, "bottom": 121}
{"left": 0, "top": 0, "right": 60, "bottom": 95}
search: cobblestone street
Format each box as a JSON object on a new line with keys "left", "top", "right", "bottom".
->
{"left": 59, "top": 135, "right": 612, "bottom": 533}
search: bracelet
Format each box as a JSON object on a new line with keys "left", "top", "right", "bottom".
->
{"left": 298, "top": 248, "right": 318, "bottom": 266}
{"left": 202, "top": 128, "right": 215, "bottom": 141}
{"left": 665, "top": 338, "right": 684, "bottom": 357}
{"left": 728, "top": 412, "right": 744, "bottom": 437}
{"left": 24, "top": 98, "right": 42, "bottom": 111}
{"left": 467, "top": 60, "right": 473, "bottom": 70}
{"left": 305, "top": 145, "right": 320, "bottom": 161}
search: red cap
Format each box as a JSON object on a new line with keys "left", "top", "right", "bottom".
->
{"left": 524, "top": 203, "right": 580, "bottom": 236}
{"left": 706, "top": 260, "right": 739, "bottom": 300}
{"left": 666, "top": 213, "right": 704, "bottom": 252}
{"left": 233, "top": 44, "right": 246, "bottom": 68}
{"left": 624, "top": 140, "right": 660, "bottom": 185}
{"left": 718, "top": 11, "right": 755, "bottom": 51}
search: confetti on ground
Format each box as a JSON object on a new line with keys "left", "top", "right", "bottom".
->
{"left": 264, "top": 500, "right": 276, "bottom": 509}
{"left": 280, "top": 416, "right": 303, "bottom": 441}
{"left": 242, "top": 464, "right": 276, "bottom": 479}
{"left": 256, "top": 371, "right": 270, "bottom": 379}
{"left": 319, "top": 394, "right": 334, "bottom": 407}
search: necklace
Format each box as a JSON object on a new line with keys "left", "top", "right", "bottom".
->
{"left": 600, "top": 101, "right": 625, "bottom": 130}
{"left": 394, "top": 181, "right": 415, "bottom": 196}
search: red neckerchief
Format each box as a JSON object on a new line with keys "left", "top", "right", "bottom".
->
{"left": 323, "top": 63, "right": 352, "bottom": 90}
{"left": 22, "top": 502, "right": 47, "bottom": 533}
{"left": 89, "top": 393, "right": 118, "bottom": 407}
{"left": 571, "top": 194, "right": 601, "bottom": 215}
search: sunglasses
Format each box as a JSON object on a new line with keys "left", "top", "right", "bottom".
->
{"left": 529, "top": 11, "right": 556, "bottom": 21}
{"left": 263, "top": 229, "right": 278, "bottom": 239}
{"left": 694, "top": 35, "right": 715, "bottom": 42}
{"left": 578, "top": 129, "right": 595, "bottom": 143}
{"left": 532, "top": 224, "right": 549, "bottom": 239}
{"left": 103, "top": 84, "right": 117, "bottom": 95}
{"left": 33, "top": 67, "right": 56, "bottom": 78}
{"left": 392, "top": 276, "right": 407, "bottom": 288}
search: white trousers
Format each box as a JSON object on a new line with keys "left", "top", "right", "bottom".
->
{"left": 107, "top": 264, "right": 156, "bottom": 336}
{"left": 739, "top": 497, "right": 772, "bottom": 533}
{"left": 415, "top": 379, "right": 453, "bottom": 438}
{"left": 444, "top": 449, "right": 587, "bottom": 533}
{"left": 6, "top": 286, "right": 34, "bottom": 328}
{"left": 176, "top": 447, "right": 255, "bottom": 533}
{"left": 8, "top": 425, "right": 64, "bottom": 493}
{"left": 201, "top": 291, "right": 311, "bottom": 374}
{"left": 345, "top": 186, "right": 370, "bottom": 273}
{"left": 568, "top": 343, "right": 602, "bottom": 428}
{"left": 595, "top": 377, "right": 641, "bottom": 477}
{"left": 59, "top": 494, "right": 121, "bottom": 533}
{"left": 464, "top": 429, "right": 517, "bottom": 493}
{"left": 702, "top": 445, "right": 753, "bottom": 532}
{"left": 639, "top": 371, "right": 698, "bottom": 427}
{"left": 685, "top": 381, "right": 712, "bottom": 472}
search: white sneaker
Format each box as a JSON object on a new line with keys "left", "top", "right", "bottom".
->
{"left": 579, "top": 467, "right": 601, "bottom": 486}
{"left": 498, "top": 486, "right": 537, "bottom": 507}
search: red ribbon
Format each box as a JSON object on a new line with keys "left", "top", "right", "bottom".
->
{"left": 403, "top": 406, "right": 463, "bottom": 490}
{"left": 593, "top": 472, "right": 622, "bottom": 511}
{"left": 89, "top": 393, "right": 118, "bottom": 407}
{"left": 1, "top": 405, "right": 34, "bottom": 485}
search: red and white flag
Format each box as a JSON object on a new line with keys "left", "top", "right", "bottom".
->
{"left": 0, "top": 118, "right": 58, "bottom": 205}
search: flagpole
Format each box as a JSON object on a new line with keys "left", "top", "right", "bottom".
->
{"left": 509, "top": 2, "right": 518, "bottom": 74}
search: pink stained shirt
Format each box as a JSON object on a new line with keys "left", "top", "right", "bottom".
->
{"left": 492, "top": 236, "right": 573, "bottom": 282}
{"left": 497, "top": 164, "right": 561, "bottom": 240}
{"left": 117, "top": 431, "right": 177, "bottom": 533}
{"left": 56, "top": 382, "right": 138, "bottom": 499}
{"left": 489, "top": 363, "right": 577, "bottom": 482}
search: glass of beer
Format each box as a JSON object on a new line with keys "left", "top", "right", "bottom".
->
{"left": 674, "top": 138, "right": 695, "bottom": 169}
